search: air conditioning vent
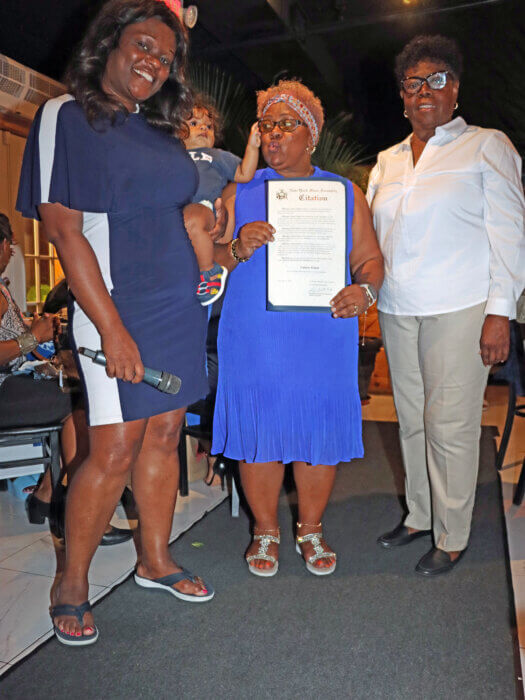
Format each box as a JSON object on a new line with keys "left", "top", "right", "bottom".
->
{"left": 0, "top": 57, "right": 24, "bottom": 83}
{"left": 29, "top": 73, "right": 62, "bottom": 97}
{"left": 24, "top": 88, "right": 47, "bottom": 106}
{"left": 0, "top": 54, "right": 64, "bottom": 120}
{"left": 0, "top": 77, "right": 24, "bottom": 98}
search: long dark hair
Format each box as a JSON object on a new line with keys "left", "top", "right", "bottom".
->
{"left": 65, "top": 0, "right": 192, "bottom": 133}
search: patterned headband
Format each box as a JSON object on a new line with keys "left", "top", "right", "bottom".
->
{"left": 262, "top": 94, "right": 320, "bottom": 146}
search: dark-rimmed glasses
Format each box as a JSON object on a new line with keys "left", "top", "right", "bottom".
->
{"left": 258, "top": 117, "right": 306, "bottom": 134}
{"left": 401, "top": 70, "right": 451, "bottom": 94}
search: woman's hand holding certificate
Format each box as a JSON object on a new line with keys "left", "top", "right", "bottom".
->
{"left": 236, "top": 221, "right": 276, "bottom": 260}
{"left": 329, "top": 285, "right": 369, "bottom": 319}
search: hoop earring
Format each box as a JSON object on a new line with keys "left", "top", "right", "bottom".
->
{"left": 306, "top": 145, "right": 316, "bottom": 154}
{"left": 454, "top": 102, "right": 459, "bottom": 111}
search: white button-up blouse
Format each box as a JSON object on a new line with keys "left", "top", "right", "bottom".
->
{"left": 366, "top": 117, "right": 525, "bottom": 317}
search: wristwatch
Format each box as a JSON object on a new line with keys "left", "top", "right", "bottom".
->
{"left": 16, "top": 331, "right": 39, "bottom": 356}
{"left": 359, "top": 283, "right": 378, "bottom": 308}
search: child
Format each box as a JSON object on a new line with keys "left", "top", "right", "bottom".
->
{"left": 182, "top": 96, "right": 260, "bottom": 305}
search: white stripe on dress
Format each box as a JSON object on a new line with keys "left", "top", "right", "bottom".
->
{"left": 38, "top": 97, "right": 124, "bottom": 425}
{"left": 38, "top": 94, "right": 74, "bottom": 203}
{"left": 73, "top": 212, "right": 123, "bottom": 426}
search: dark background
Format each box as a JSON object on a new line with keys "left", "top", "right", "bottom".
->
{"left": 1, "top": 0, "right": 523, "bottom": 159}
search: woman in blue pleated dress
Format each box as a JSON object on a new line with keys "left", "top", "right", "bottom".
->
{"left": 16, "top": 0, "right": 221, "bottom": 645}
{"left": 212, "top": 80, "right": 384, "bottom": 577}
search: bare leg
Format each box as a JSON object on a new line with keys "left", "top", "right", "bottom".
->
{"left": 33, "top": 408, "right": 88, "bottom": 502}
{"left": 61, "top": 408, "right": 89, "bottom": 483}
{"left": 183, "top": 203, "right": 217, "bottom": 271}
{"left": 293, "top": 461, "right": 337, "bottom": 570}
{"left": 52, "top": 419, "right": 148, "bottom": 638}
{"left": 240, "top": 460, "right": 285, "bottom": 571}
{"left": 31, "top": 463, "right": 52, "bottom": 501}
{"left": 133, "top": 408, "right": 209, "bottom": 596}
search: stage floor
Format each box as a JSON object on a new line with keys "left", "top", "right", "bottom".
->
{"left": 0, "top": 385, "right": 523, "bottom": 692}
{"left": 362, "top": 384, "right": 525, "bottom": 695}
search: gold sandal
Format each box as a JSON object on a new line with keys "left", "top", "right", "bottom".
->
{"left": 296, "top": 522, "right": 337, "bottom": 576}
{"left": 246, "top": 528, "right": 280, "bottom": 577}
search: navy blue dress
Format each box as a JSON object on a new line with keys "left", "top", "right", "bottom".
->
{"left": 212, "top": 167, "right": 364, "bottom": 466}
{"left": 17, "top": 95, "right": 208, "bottom": 426}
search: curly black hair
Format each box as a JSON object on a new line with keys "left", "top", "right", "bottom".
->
{"left": 65, "top": 0, "right": 193, "bottom": 133}
{"left": 395, "top": 35, "right": 463, "bottom": 84}
{"left": 0, "top": 214, "right": 13, "bottom": 244}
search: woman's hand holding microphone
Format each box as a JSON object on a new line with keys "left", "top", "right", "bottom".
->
{"left": 101, "top": 323, "right": 144, "bottom": 384}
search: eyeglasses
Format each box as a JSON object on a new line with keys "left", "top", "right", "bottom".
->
{"left": 401, "top": 70, "right": 451, "bottom": 94}
{"left": 258, "top": 117, "right": 306, "bottom": 134}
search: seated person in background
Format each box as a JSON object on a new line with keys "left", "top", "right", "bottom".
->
{"left": 0, "top": 213, "right": 130, "bottom": 546}
{"left": 182, "top": 95, "right": 260, "bottom": 305}
{"left": 0, "top": 213, "right": 69, "bottom": 433}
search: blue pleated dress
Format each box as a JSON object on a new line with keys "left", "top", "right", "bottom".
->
{"left": 212, "top": 167, "right": 363, "bottom": 466}
{"left": 17, "top": 95, "right": 208, "bottom": 426}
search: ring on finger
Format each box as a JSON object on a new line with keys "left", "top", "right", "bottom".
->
{"left": 352, "top": 303, "right": 359, "bottom": 315}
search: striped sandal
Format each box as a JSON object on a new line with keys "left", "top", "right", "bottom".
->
{"left": 296, "top": 523, "right": 337, "bottom": 576}
{"left": 246, "top": 528, "right": 280, "bottom": 577}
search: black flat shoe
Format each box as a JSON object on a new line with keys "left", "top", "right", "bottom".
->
{"left": 415, "top": 547, "right": 467, "bottom": 576}
{"left": 377, "top": 523, "right": 431, "bottom": 548}
{"left": 25, "top": 493, "right": 51, "bottom": 524}
{"left": 100, "top": 525, "right": 133, "bottom": 547}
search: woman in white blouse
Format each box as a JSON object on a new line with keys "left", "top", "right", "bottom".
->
{"left": 367, "top": 35, "right": 525, "bottom": 576}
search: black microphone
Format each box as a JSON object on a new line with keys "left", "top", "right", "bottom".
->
{"left": 78, "top": 347, "right": 182, "bottom": 395}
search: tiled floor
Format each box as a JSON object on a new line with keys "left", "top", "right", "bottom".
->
{"left": 0, "top": 385, "right": 523, "bottom": 689}
{"left": 0, "top": 479, "right": 227, "bottom": 673}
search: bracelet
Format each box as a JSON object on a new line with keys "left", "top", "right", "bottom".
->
{"left": 231, "top": 238, "right": 249, "bottom": 263}
{"left": 17, "top": 331, "right": 39, "bottom": 356}
{"left": 359, "top": 283, "right": 377, "bottom": 309}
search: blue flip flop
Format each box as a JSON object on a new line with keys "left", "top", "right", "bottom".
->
{"left": 134, "top": 569, "right": 215, "bottom": 602}
{"left": 50, "top": 601, "right": 99, "bottom": 646}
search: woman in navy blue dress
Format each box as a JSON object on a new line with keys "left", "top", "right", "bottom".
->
{"left": 212, "top": 81, "right": 384, "bottom": 578}
{"left": 17, "top": 0, "right": 221, "bottom": 645}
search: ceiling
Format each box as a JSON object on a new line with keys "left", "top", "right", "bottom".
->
{"left": 1, "top": 0, "right": 523, "bottom": 157}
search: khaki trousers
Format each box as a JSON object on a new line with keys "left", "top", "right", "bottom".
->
{"left": 379, "top": 303, "right": 490, "bottom": 551}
